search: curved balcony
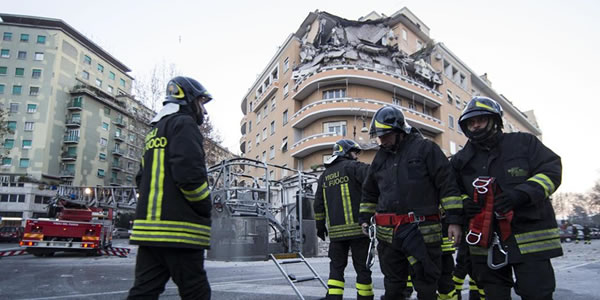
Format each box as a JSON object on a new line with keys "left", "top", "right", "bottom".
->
{"left": 240, "top": 121, "right": 247, "bottom": 135}
{"left": 290, "top": 132, "right": 341, "bottom": 158}
{"left": 291, "top": 98, "right": 444, "bottom": 134}
{"left": 293, "top": 65, "right": 442, "bottom": 107}
{"left": 251, "top": 81, "right": 279, "bottom": 113}
{"left": 65, "top": 117, "right": 81, "bottom": 127}
{"left": 240, "top": 141, "right": 246, "bottom": 154}
{"left": 61, "top": 152, "right": 77, "bottom": 161}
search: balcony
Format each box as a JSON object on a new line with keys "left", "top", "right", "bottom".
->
{"left": 59, "top": 169, "right": 75, "bottom": 178}
{"left": 63, "top": 136, "right": 80, "bottom": 144}
{"left": 65, "top": 117, "right": 81, "bottom": 127}
{"left": 110, "top": 178, "right": 123, "bottom": 186}
{"left": 290, "top": 98, "right": 444, "bottom": 134}
{"left": 112, "top": 148, "right": 124, "bottom": 156}
{"left": 67, "top": 100, "right": 82, "bottom": 110}
{"left": 290, "top": 132, "right": 341, "bottom": 158}
{"left": 240, "top": 141, "right": 246, "bottom": 154}
{"left": 114, "top": 133, "right": 125, "bottom": 142}
{"left": 111, "top": 163, "right": 124, "bottom": 171}
{"left": 61, "top": 152, "right": 77, "bottom": 161}
{"left": 292, "top": 65, "right": 442, "bottom": 107}
{"left": 113, "top": 118, "right": 126, "bottom": 127}
{"left": 251, "top": 81, "right": 279, "bottom": 113}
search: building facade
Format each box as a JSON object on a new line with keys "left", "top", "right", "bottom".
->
{"left": 239, "top": 8, "right": 541, "bottom": 177}
{"left": 0, "top": 14, "right": 153, "bottom": 225}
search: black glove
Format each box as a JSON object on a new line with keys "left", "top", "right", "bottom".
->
{"left": 316, "top": 220, "right": 328, "bottom": 241}
{"left": 494, "top": 189, "right": 529, "bottom": 214}
{"left": 463, "top": 197, "right": 482, "bottom": 219}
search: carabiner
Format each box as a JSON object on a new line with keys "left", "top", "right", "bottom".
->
{"left": 487, "top": 233, "right": 508, "bottom": 270}
{"left": 366, "top": 216, "right": 377, "bottom": 269}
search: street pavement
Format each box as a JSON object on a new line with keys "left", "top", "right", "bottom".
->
{"left": 0, "top": 240, "right": 599, "bottom": 299}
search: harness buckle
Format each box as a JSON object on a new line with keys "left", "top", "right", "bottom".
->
{"left": 465, "top": 230, "right": 482, "bottom": 245}
{"left": 408, "top": 212, "right": 425, "bottom": 223}
{"left": 487, "top": 232, "right": 509, "bottom": 270}
{"left": 472, "top": 177, "right": 493, "bottom": 194}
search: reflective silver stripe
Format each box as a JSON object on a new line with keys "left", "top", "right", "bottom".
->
{"left": 407, "top": 256, "right": 417, "bottom": 265}
{"left": 527, "top": 173, "right": 556, "bottom": 198}
{"left": 329, "top": 228, "right": 363, "bottom": 238}
{"left": 130, "top": 231, "right": 210, "bottom": 246}
{"left": 514, "top": 228, "right": 559, "bottom": 244}
{"left": 314, "top": 212, "right": 325, "bottom": 221}
{"left": 359, "top": 202, "right": 376, "bottom": 213}
{"left": 422, "top": 233, "right": 442, "bottom": 243}
{"left": 518, "top": 238, "right": 562, "bottom": 254}
{"left": 341, "top": 183, "right": 352, "bottom": 224}
{"left": 469, "top": 246, "right": 488, "bottom": 256}
{"left": 376, "top": 226, "right": 394, "bottom": 244}
{"left": 181, "top": 182, "right": 210, "bottom": 202}
{"left": 133, "top": 220, "right": 210, "bottom": 235}
{"left": 441, "top": 196, "right": 463, "bottom": 210}
{"left": 419, "top": 223, "right": 442, "bottom": 235}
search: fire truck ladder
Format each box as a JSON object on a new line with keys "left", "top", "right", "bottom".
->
{"left": 269, "top": 252, "right": 327, "bottom": 300}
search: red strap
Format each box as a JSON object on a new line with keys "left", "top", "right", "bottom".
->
{"left": 375, "top": 213, "right": 440, "bottom": 226}
{"left": 466, "top": 177, "right": 513, "bottom": 248}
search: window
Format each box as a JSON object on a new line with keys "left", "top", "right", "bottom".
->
{"left": 82, "top": 70, "right": 89, "bottom": 80}
{"left": 2, "top": 157, "right": 11, "bottom": 166}
{"left": 448, "top": 115, "right": 455, "bottom": 129}
{"left": 270, "top": 97, "right": 276, "bottom": 111}
{"left": 247, "top": 141, "right": 252, "bottom": 152}
{"left": 7, "top": 121, "right": 17, "bottom": 131}
{"left": 447, "top": 90, "right": 453, "bottom": 104}
{"left": 29, "top": 86, "right": 39, "bottom": 96}
{"left": 19, "top": 158, "right": 29, "bottom": 168}
{"left": 15, "top": 68, "right": 24, "bottom": 77}
{"left": 96, "top": 78, "right": 102, "bottom": 87}
{"left": 248, "top": 120, "right": 252, "bottom": 132}
{"left": 97, "top": 169, "right": 105, "bottom": 177}
{"left": 109, "top": 71, "right": 115, "bottom": 80}
{"left": 402, "top": 29, "right": 407, "bottom": 40}
{"left": 455, "top": 95, "right": 461, "bottom": 109}
{"left": 97, "top": 64, "right": 104, "bottom": 73}
{"left": 22, "top": 140, "right": 32, "bottom": 149}
{"left": 257, "top": 110, "right": 261, "bottom": 123}
{"left": 323, "top": 121, "right": 347, "bottom": 136}
{"left": 12, "top": 85, "right": 22, "bottom": 95}
{"left": 256, "top": 133, "right": 260, "bottom": 145}
{"left": 283, "top": 83, "right": 289, "bottom": 97}
{"left": 0, "top": 66, "right": 6, "bottom": 75}
{"left": 120, "top": 78, "right": 126, "bottom": 87}
{"left": 17, "top": 51, "right": 26, "bottom": 60}
{"left": 99, "top": 138, "right": 108, "bottom": 146}
{"left": 322, "top": 88, "right": 346, "bottom": 99}
{"left": 283, "top": 57, "right": 289, "bottom": 73}
{"left": 269, "top": 145, "right": 275, "bottom": 159}
{"left": 37, "top": 35, "right": 46, "bottom": 44}
{"left": 9, "top": 103, "right": 18, "bottom": 113}
{"left": 1, "top": 49, "right": 9, "bottom": 58}
{"left": 408, "top": 102, "right": 416, "bottom": 110}
{"left": 3, "top": 32, "right": 12, "bottom": 41}
{"left": 31, "top": 69, "right": 42, "bottom": 79}
{"left": 102, "top": 122, "right": 109, "bottom": 130}
{"left": 269, "top": 170, "right": 274, "bottom": 180}
{"left": 263, "top": 105, "right": 268, "bottom": 117}
{"left": 24, "top": 122, "right": 34, "bottom": 131}
{"left": 99, "top": 153, "right": 106, "bottom": 161}
{"left": 83, "top": 55, "right": 91, "bottom": 65}
{"left": 34, "top": 52, "right": 44, "bottom": 61}
{"left": 107, "top": 85, "right": 114, "bottom": 93}
{"left": 281, "top": 137, "right": 288, "bottom": 152}
{"left": 262, "top": 151, "right": 266, "bottom": 162}
{"left": 27, "top": 104, "right": 37, "bottom": 113}
{"left": 282, "top": 110, "right": 288, "bottom": 126}
{"left": 270, "top": 121, "right": 275, "bottom": 135}
{"left": 417, "top": 40, "right": 423, "bottom": 51}
{"left": 20, "top": 34, "right": 29, "bottom": 42}
{"left": 271, "top": 67, "right": 278, "bottom": 81}
{"left": 4, "top": 139, "right": 14, "bottom": 149}
{"left": 450, "top": 141, "right": 457, "bottom": 155}
{"left": 0, "top": 84, "right": 4, "bottom": 94}
{"left": 262, "top": 128, "right": 267, "bottom": 141}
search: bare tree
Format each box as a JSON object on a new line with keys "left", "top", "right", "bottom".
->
{"left": 133, "top": 61, "right": 179, "bottom": 112}
{"left": 0, "top": 106, "right": 10, "bottom": 160}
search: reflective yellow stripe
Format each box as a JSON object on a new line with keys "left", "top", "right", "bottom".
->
{"left": 375, "top": 120, "right": 392, "bottom": 129}
{"left": 328, "top": 288, "right": 344, "bottom": 295}
{"left": 438, "top": 289, "right": 457, "bottom": 300}
{"left": 441, "top": 196, "right": 463, "bottom": 210}
{"left": 314, "top": 212, "right": 325, "bottom": 221}
{"left": 452, "top": 276, "right": 465, "bottom": 284}
{"left": 469, "top": 246, "right": 488, "bottom": 256}
{"left": 407, "top": 256, "right": 417, "bottom": 265}
{"left": 323, "top": 187, "right": 330, "bottom": 227}
{"left": 130, "top": 230, "right": 210, "bottom": 246}
{"left": 475, "top": 101, "right": 493, "bottom": 111}
{"left": 376, "top": 226, "right": 394, "bottom": 244}
{"left": 461, "top": 194, "right": 469, "bottom": 200}
{"left": 356, "top": 282, "right": 373, "bottom": 290}
{"left": 341, "top": 183, "right": 352, "bottom": 224}
{"left": 359, "top": 202, "right": 376, "bottom": 213}
{"left": 517, "top": 238, "right": 562, "bottom": 254}
{"left": 147, "top": 148, "right": 165, "bottom": 220}
{"left": 527, "top": 173, "right": 556, "bottom": 198}
{"left": 358, "top": 289, "right": 375, "bottom": 296}
{"left": 328, "top": 279, "right": 345, "bottom": 287}
{"left": 514, "top": 228, "right": 559, "bottom": 244}
{"left": 181, "top": 182, "right": 210, "bottom": 202}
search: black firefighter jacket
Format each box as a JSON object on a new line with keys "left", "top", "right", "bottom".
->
{"left": 359, "top": 130, "right": 463, "bottom": 245}
{"left": 131, "top": 113, "right": 212, "bottom": 249}
{"left": 314, "top": 157, "right": 369, "bottom": 242}
{"left": 450, "top": 132, "right": 562, "bottom": 263}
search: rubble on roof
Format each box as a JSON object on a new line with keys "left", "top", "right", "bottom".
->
{"left": 293, "top": 12, "right": 442, "bottom": 90}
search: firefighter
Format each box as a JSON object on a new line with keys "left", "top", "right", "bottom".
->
{"left": 583, "top": 226, "right": 592, "bottom": 245}
{"left": 573, "top": 225, "right": 580, "bottom": 244}
{"left": 438, "top": 217, "right": 458, "bottom": 300}
{"left": 359, "top": 105, "right": 463, "bottom": 300}
{"left": 314, "top": 139, "right": 373, "bottom": 300}
{"left": 453, "top": 239, "right": 485, "bottom": 300}
{"left": 128, "top": 76, "right": 213, "bottom": 300}
{"left": 451, "top": 97, "right": 562, "bottom": 300}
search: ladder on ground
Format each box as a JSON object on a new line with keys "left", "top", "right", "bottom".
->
{"left": 269, "top": 252, "right": 327, "bottom": 300}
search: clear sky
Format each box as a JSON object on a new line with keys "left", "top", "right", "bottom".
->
{"left": 3, "top": 0, "right": 599, "bottom": 193}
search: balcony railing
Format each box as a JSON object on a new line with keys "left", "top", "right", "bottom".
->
{"left": 112, "top": 148, "right": 125, "bottom": 156}
{"left": 67, "top": 101, "right": 83, "bottom": 110}
{"left": 110, "top": 178, "right": 123, "bottom": 186}
{"left": 65, "top": 118, "right": 81, "bottom": 127}
{"left": 114, "top": 134, "right": 125, "bottom": 142}
{"left": 111, "top": 163, "right": 124, "bottom": 170}
{"left": 63, "top": 136, "right": 80, "bottom": 143}
{"left": 61, "top": 152, "right": 77, "bottom": 161}
{"left": 113, "top": 118, "right": 126, "bottom": 127}
{"left": 59, "top": 169, "right": 75, "bottom": 177}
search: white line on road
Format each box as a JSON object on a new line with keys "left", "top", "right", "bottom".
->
{"left": 556, "top": 259, "right": 600, "bottom": 271}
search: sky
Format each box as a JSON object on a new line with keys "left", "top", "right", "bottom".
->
{"left": 3, "top": 0, "right": 599, "bottom": 193}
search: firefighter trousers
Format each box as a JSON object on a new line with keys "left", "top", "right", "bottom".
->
{"left": 326, "top": 237, "right": 373, "bottom": 300}
{"left": 454, "top": 240, "right": 484, "bottom": 300}
{"left": 128, "top": 246, "right": 211, "bottom": 300}
{"left": 377, "top": 240, "right": 442, "bottom": 300}
{"left": 472, "top": 258, "right": 555, "bottom": 300}
{"left": 438, "top": 251, "right": 457, "bottom": 299}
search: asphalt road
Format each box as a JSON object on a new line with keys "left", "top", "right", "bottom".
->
{"left": 1, "top": 240, "right": 599, "bottom": 299}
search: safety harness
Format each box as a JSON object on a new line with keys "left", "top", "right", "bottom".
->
{"left": 465, "top": 177, "right": 513, "bottom": 269}
{"left": 375, "top": 212, "right": 440, "bottom": 231}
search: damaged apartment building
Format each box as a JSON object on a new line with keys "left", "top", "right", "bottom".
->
{"left": 239, "top": 7, "right": 541, "bottom": 176}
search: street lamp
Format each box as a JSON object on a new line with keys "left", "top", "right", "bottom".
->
{"left": 353, "top": 108, "right": 369, "bottom": 141}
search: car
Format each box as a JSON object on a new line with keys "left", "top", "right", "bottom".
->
{"left": 0, "top": 226, "right": 24, "bottom": 242}
{"left": 591, "top": 228, "right": 600, "bottom": 239}
{"left": 112, "top": 227, "right": 130, "bottom": 239}
{"left": 559, "top": 226, "right": 574, "bottom": 243}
